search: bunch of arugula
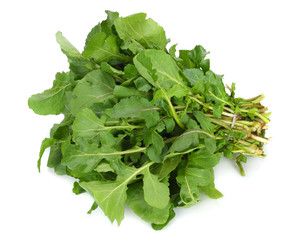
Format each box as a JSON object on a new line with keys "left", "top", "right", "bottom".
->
{"left": 28, "top": 11, "right": 270, "bottom": 230}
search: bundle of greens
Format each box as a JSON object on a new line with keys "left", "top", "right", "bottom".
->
{"left": 28, "top": 11, "right": 270, "bottom": 230}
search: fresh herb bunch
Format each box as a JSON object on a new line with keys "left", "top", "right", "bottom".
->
{"left": 28, "top": 11, "right": 270, "bottom": 230}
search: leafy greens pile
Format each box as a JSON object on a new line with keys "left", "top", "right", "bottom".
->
{"left": 28, "top": 11, "right": 270, "bottom": 230}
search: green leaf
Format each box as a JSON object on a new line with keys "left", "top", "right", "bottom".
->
{"left": 126, "top": 182, "right": 170, "bottom": 224}
{"left": 189, "top": 45, "right": 208, "bottom": 67}
{"left": 100, "top": 10, "right": 119, "bottom": 36}
{"left": 134, "top": 77, "right": 152, "bottom": 92}
{"left": 134, "top": 49, "right": 188, "bottom": 90}
{"left": 28, "top": 72, "right": 71, "bottom": 115}
{"left": 144, "top": 128, "right": 165, "bottom": 162}
{"left": 163, "top": 117, "right": 175, "bottom": 133}
{"left": 72, "top": 181, "right": 86, "bottom": 195}
{"left": 82, "top": 33, "right": 128, "bottom": 63}
{"left": 84, "top": 23, "right": 101, "bottom": 49}
{"left": 193, "top": 110, "right": 215, "bottom": 134}
{"left": 178, "top": 50, "right": 195, "bottom": 69}
{"left": 113, "top": 85, "right": 150, "bottom": 99}
{"left": 114, "top": 13, "right": 167, "bottom": 53}
{"left": 37, "top": 138, "right": 59, "bottom": 172}
{"left": 188, "top": 148, "right": 221, "bottom": 168}
{"left": 169, "top": 131, "right": 200, "bottom": 153}
{"left": 80, "top": 162, "right": 153, "bottom": 225}
{"left": 94, "top": 161, "right": 114, "bottom": 173}
{"left": 80, "top": 179, "right": 127, "bottom": 225}
{"left": 100, "top": 62, "right": 125, "bottom": 75}
{"left": 183, "top": 68, "right": 205, "bottom": 92}
{"left": 112, "top": 96, "right": 159, "bottom": 128}
{"left": 143, "top": 168, "right": 170, "bottom": 209}
{"left": 70, "top": 70, "right": 115, "bottom": 115}
{"left": 151, "top": 204, "right": 175, "bottom": 230}
{"left": 176, "top": 166, "right": 211, "bottom": 205}
{"left": 56, "top": 31, "right": 93, "bottom": 78}
{"left": 199, "top": 168, "right": 223, "bottom": 199}
{"left": 62, "top": 142, "right": 103, "bottom": 174}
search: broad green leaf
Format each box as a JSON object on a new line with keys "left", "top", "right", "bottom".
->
{"left": 72, "top": 108, "right": 105, "bottom": 141}
{"left": 62, "top": 142, "right": 103, "bottom": 174}
{"left": 82, "top": 33, "right": 128, "bottom": 63}
{"left": 56, "top": 31, "right": 93, "bottom": 78}
{"left": 70, "top": 70, "right": 115, "bottom": 115}
{"left": 126, "top": 182, "right": 170, "bottom": 224}
{"left": 114, "top": 13, "right": 167, "bottom": 53}
{"left": 199, "top": 168, "right": 223, "bottom": 199}
{"left": 193, "top": 110, "right": 215, "bottom": 134}
{"left": 28, "top": 72, "right": 71, "bottom": 115}
{"left": 177, "top": 166, "right": 211, "bottom": 205}
{"left": 183, "top": 68, "right": 205, "bottom": 88}
{"left": 143, "top": 168, "right": 170, "bottom": 209}
{"left": 80, "top": 162, "right": 153, "bottom": 225}
{"left": 169, "top": 130, "right": 201, "bottom": 153}
{"left": 188, "top": 148, "right": 221, "bottom": 168}
{"left": 151, "top": 204, "right": 176, "bottom": 230}
{"left": 134, "top": 49, "right": 188, "bottom": 90}
{"left": 80, "top": 179, "right": 127, "bottom": 225}
{"left": 112, "top": 96, "right": 159, "bottom": 128}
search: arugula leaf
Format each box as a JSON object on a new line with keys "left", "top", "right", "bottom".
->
{"left": 176, "top": 164, "right": 212, "bottom": 206}
{"left": 114, "top": 13, "right": 167, "bottom": 53}
{"left": 126, "top": 182, "right": 170, "bottom": 224}
{"left": 56, "top": 32, "right": 93, "bottom": 78}
{"left": 82, "top": 33, "right": 129, "bottom": 63}
{"left": 143, "top": 168, "right": 170, "bottom": 208}
{"left": 28, "top": 72, "right": 71, "bottom": 115}
{"left": 80, "top": 162, "right": 154, "bottom": 225}
{"left": 112, "top": 96, "right": 159, "bottom": 128}
{"left": 70, "top": 69, "right": 115, "bottom": 115}
{"left": 134, "top": 49, "right": 188, "bottom": 90}
{"left": 144, "top": 128, "right": 165, "bottom": 162}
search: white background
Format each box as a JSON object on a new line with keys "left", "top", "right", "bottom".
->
{"left": 1, "top": 0, "right": 297, "bottom": 239}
